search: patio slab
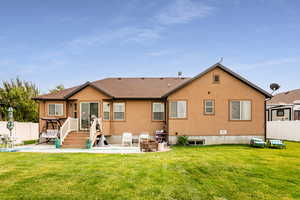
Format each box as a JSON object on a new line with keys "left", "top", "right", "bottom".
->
{"left": 6, "top": 144, "right": 170, "bottom": 154}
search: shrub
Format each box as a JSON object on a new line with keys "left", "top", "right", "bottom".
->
{"left": 177, "top": 136, "right": 189, "bottom": 146}
{"left": 23, "top": 140, "right": 38, "bottom": 145}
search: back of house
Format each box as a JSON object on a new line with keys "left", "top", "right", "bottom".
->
{"left": 34, "top": 63, "right": 271, "bottom": 146}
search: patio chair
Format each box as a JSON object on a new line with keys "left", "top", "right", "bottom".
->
{"left": 139, "top": 133, "right": 150, "bottom": 146}
{"left": 250, "top": 137, "right": 266, "bottom": 148}
{"left": 267, "top": 139, "right": 286, "bottom": 149}
{"left": 122, "top": 132, "right": 133, "bottom": 147}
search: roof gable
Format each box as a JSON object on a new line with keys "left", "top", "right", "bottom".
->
{"left": 162, "top": 63, "right": 272, "bottom": 98}
{"left": 64, "top": 82, "right": 113, "bottom": 99}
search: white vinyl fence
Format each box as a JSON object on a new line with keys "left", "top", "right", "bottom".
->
{"left": 267, "top": 121, "right": 300, "bottom": 142}
{"left": 0, "top": 121, "right": 39, "bottom": 142}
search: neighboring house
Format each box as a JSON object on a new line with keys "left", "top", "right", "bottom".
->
{"left": 267, "top": 89, "right": 300, "bottom": 121}
{"left": 34, "top": 63, "right": 272, "bottom": 146}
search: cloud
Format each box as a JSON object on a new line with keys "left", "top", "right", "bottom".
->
{"left": 156, "top": 0, "right": 215, "bottom": 25}
{"left": 64, "top": 26, "right": 164, "bottom": 51}
{"left": 236, "top": 57, "right": 300, "bottom": 70}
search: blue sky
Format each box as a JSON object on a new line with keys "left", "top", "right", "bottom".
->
{"left": 0, "top": 0, "right": 299, "bottom": 94}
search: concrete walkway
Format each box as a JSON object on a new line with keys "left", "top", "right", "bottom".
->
{"left": 6, "top": 144, "right": 170, "bottom": 154}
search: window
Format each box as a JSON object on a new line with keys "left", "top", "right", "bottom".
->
{"left": 213, "top": 74, "right": 220, "bottom": 83}
{"left": 152, "top": 102, "right": 165, "bottom": 121}
{"left": 73, "top": 103, "right": 77, "bottom": 118}
{"left": 204, "top": 100, "right": 214, "bottom": 115}
{"left": 230, "top": 100, "right": 251, "bottom": 120}
{"left": 103, "top": 102, "right": 110, "bottom": 120}
{"left": 113, "top": 102, "right": 125, "bottom": 120}
{"left": 277, "top": 109, "right": 284, "bottom": 117}
{"left": 48, "top": 104, "right": 63, "bottom": 116}
{"left": 169, "top": 100, "right": 187, "bottom": 118}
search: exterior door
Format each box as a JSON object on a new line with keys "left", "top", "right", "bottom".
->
{"left": 80, "top": 102, "right": 99, "bottom": 130}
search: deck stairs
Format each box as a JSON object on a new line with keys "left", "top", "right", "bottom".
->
{"left": 61, "top": 131, "right": 90, "bottom": 148}
{"left": 59, "top": 117, "right": 103, "bottom": 149}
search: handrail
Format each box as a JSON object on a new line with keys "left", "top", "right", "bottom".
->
{"left": 60, "top": 117, "right": 78, "bottom": 145}
{"left": 89, "top": 117, "right": 102, "bottom": 146}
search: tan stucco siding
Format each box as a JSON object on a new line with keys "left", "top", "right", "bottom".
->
{"left": 167, "top": 68, "right": 266, "bottom": 136}
{"left": 110, "top": 100, "right": 165, "bottom": 136}
{"left": 69, "top": 86, "right": 110, "bottom": 132}
{"left": 38, "top": 100, "right": 67, "bottom": 132}
{"left": 38, "top": 86, "right": 165, "bottom": 135}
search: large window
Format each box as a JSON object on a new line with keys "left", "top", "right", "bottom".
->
{"left": 230, "top": 100, "right": 251, "bottom": 120}
{"left": 113, "top": 102, "right": 125, "bottom": 120}
{"left": 204, "top": 100, "right": 215, "bottom": 115}
{"left": 48, "top": 104, "right": 63, "bottom": 116}
{"left": 152, "top": 102, "right": 165, "bottom": 121}
{"left": 103, "top": 102, "right": 110, "bottom": 120}
{"left": 169, "top": 100, "right": 187, "bottom": 119}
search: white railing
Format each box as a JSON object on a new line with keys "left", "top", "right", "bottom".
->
{"left": 60, "top": 117, "right": 78, "bottom": 145}
{"left": 89, "top": 117, "right": 103, "bottom": 146}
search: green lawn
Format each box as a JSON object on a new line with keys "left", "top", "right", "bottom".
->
{"left": 0, "top": 142, "right": 300, "bottom": 200}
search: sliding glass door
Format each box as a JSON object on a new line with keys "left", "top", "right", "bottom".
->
{"left": 80, "top": 102, "right": 99, "bottom": 130}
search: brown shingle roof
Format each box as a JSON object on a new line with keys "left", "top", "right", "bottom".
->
{"left": 34, "top": 86, "right": 80, "bottom": 100}
{"left": 91, "top": 77, "right": 190, "bottom": 98}
{"left": 34, "top": 63, "right": 272, "bottom": 100}
{"left": 34, "top": 77, "right": 190, "bottom": 100}
{"left": 267, "top": 89, "right": 300, "bottom": 104}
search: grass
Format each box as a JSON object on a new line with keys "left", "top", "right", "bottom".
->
{"left": 0, "top": 142, "right": 300, "bottom": 200}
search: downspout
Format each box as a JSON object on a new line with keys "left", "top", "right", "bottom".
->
{"left": 264, "top": 100, "right": 267, "bottom": 141}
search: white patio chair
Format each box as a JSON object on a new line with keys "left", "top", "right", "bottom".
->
{"left": 139, "top": 133, "right": 150, "bottom": 146}
{"left": 122, "top": 132, "right": 133, "bottom": 147}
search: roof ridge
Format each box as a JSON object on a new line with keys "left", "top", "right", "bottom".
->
{"left": 274, "top": 88, "right": 300, "bottom": 95}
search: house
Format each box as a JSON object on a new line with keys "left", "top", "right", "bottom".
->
{"left": 33, "top": 63, "right": 272, "bottom": 147}
{"left": 267, "top": 89, "right": 300, "bottom": 121}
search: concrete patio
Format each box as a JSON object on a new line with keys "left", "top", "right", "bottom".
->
{"left": 4, "top": 144, "right": 170, "bottom": 154}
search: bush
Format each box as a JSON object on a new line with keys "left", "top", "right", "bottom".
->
{"left": 177, "top": 136, "right": 189, "bottom": 146}
{"left": 23, "top": 140, "right": 38, "bottom": 145}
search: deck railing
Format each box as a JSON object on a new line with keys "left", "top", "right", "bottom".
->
{"left": 60, "top": 117, "right": 78, "bottom": 145}
{"left": 89, "top": 117, "right": 103, "bottom": 146}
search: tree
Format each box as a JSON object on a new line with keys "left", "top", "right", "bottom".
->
{"left": 0, "top": 78, "right": 39, "bottom": 122}
{"left": 49, "top": 84, "right": 65, "bottom": 93}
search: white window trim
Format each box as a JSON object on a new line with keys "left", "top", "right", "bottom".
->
{"left": 169, "top": 100, "right": 187, "bottom": 119}
{"left": 230, "top": 100, "right": 251, "bottom": 121}
{"left": 48, "top": 103, "right": 64, "bottom": 116}
{"left": 152, "top": 102, "right": 165, "bottom": 121}
{"left": 113, "top": 102, "right": 125, "bottom": 121}
{"left": 204, "top": 100, "right": 215, "bottom": 115}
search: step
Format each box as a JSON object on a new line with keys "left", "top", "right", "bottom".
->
{"left": 65, "top": 137, "right": 89, "bottom": 140}
{"left": 62, "top": 145, "right": 86, "bottom": 148}
{"left": 63, "top": 140, "right": 86, "bottom": 144}
{"left": 64, "top": 138, "right": 89, "bottom": 141}
{"left": 68, "top": 133, "right": 89, "bottom": 136}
